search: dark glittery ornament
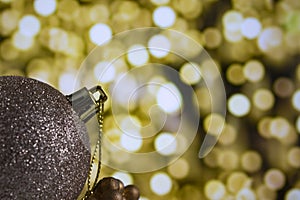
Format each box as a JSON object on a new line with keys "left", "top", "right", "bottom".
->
{"left": 0, "top": 76, "right": 91, "bottom": 199}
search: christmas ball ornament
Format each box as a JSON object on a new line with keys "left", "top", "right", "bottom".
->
{"left": 0, "top": 76, "right": 97, "bottom": 199}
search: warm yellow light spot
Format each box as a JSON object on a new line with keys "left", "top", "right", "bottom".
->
{"left": 224, "top": 29, "right": 243, "bottom": 43}
{"left": 226, "top": 172, "right": 250, "bottom": 194}
{"left": 222, "top": 10, "right": 243, "bottom": 31}
{"left": 204, "top": 180, "right": 226, "bottom": 200}
{"left": 226, "top": 63, "right": 246, "bottom": 85}
{"left": 0, "top": 39, "right": 19, "bottom": 60}
{"left": 34, "top": 0, "right": 57, "bottom": 17}
{"left": 243, "top": 60, "right": 265, "bottom": 82}
{"left": 155, "top": 132, "right": 177, "bottom": 156}
{"left": 273, "top": 77, "right": 294, "bottom": 98}
{"left": 258, "top": 27, "right": 283, "bottom": 52}
{"left": 156, "top": 83, "right": 182, "bottom": 114}
{"left": 89, "top": 23, "right": 112, "bottom": 46}
{"left": 285, "top": 189, "right": 300, "bottom": 200}
{"left": 252, "top": 89, "right": 275, "bottom": 111}
{"left": 127, "top": 44, "right": 149, "bottom": 67}
{"left": 217, "top": 150, "right": 239, "bottom": 170}
{"left": 153, "top": 6, "right": 176, "bottom": 28}
{"left": 240, "top": 17, "right": 262, "bottom": 39}
{"left": 241, "top": 151, "right": 262, "bottom": 173}
{"left": 256, "top": 185, "right": 277, "bottom": 200}
{"left": 150, "top": 172, "right": 172, "bottom": 195}
{"left": 179, "top": 62, "right": 201, "bottom": 85}
{"left": 89, "top": 4, "right": 110, "bottom": 23}
{"left": 203, "top": 27, "right": 222, "bottom": 49}
{"left": 218, "top": 123, "right": 237, "bottom": 145}
{"left": 297, "top": 64, "right": 300, "bottom": 81}
{"left": 148, "top": 34, "right": 171, "bottom": 58}
{"left": 203, "top": 113, "right": 225, "bottom": 136}
{"left": 204, "top": 147, "right": 220, "bottom": 168}
{"left": 112, "top": 172, "right": 133, "bottom": 186}
{"left": 228, "top": 94, "right": 251, "bottom": 117}
{"left": 270, "top": 117, "right": 290, "bottom": 139}
{"left": 264, "top": 168, "right": 286, "bottom": 191}
{"left": 12, "top": 31, "right": 34, "bottom": 50}
{"left": 296, "top": 116, "right": 300, "bottom": 133}
{"left": 168, "top": 158, "right": 189, "bottom": 179}
{"left": 287, "top": 147, "right": 300, "bottom": 168}
{"left": 150, "top": 0, "right": 170, "bottom": 5}
{"left": 0, "top": 9, "right": 20, "bottom": 35}
{"left": 94, "top": 61, "right": 116, "bottom": 83}
{"left": 258, "top": 117, "right": 273, "bottom": 138}
{"left": 292, "top": 90, "right": 300, "bottom": 111}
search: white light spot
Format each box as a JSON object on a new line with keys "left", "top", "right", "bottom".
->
{"left": 89, "top": 23, "right": 112, "bottom": 46}
{"left": 180, "top": 62, "right": 202, "bottom": 85}
{"left": 19, "top": 15, "right": 41, "bottom": 37}
{"left": 258, "top": 27, "right": 283, "bottom": 52}
{"left": 94, "top": 61, "right": 116, "bottom": 83}
{"left": 292, "top": 90, "right": 300, "bottom": 111}
{"left": 241, "top": 17, "right": 262, "bottom": 39}
{"left": 12, "top": 31, "right": 34, "bottom": 50}
{"left": 112, "top": 172, "right": 133, "bottom": 186}
{"left": 148, "top": 34, "right": 171, "bottom": 58}
{"left": 150, "top": 173, "right": 172, "bottom": 195}
{"left": 153, "top": 6, "right": 176, "bottom": 28}
{"left": 222, "top": 10, "right": 243, "bottom": 32}
{"left": 59, "top": 72, "right": 76, "bottom": 94}
{"left": 285, "top": 189, "right": 300, "bottom": 200}
{"left": 120, "top": 131, "right": 143, "bottom": 152}
{"left": 296, "top": 116, "right": 300, "bottom": 133}
{"left": 228, "top": 94, "right": 251, "bottom": 117}
{"left": 155, "top": 132, "right": 177, "bottom": 156}
{"left": 127, "top": 44, "right": 149, "bottom": 67}
{"left": 34, "top": 0, "right": 57, "bottom": 17}
{"left": 156, "top": 83, "right": 182, "bottom": 114}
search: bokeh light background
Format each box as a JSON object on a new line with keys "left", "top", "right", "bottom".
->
{"left": 1, "top": 0, "right": 300, "bottom": 199}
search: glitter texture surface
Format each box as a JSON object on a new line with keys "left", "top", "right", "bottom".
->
{"left": 0, "top": 76, "right": 90, "bottom": 199}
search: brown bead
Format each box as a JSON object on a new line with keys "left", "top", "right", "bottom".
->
{"left": 93, "top": 177, "right": 125, "bottom": 198}
{"left": 123, "top": 185, "right": 140, "bottom": 200}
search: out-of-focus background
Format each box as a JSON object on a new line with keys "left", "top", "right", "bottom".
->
{"left": 0, "top": 0, "right": 300, "bottom": 199}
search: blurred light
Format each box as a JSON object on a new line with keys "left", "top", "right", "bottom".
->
{"left": 292, "top": 90, "right": 300, "bottom": 111}
{"left": 148, "top": 34, "right": 171, "bottom": 58}
{"left": 120, "top": 115, "right": 142, "bottom": 134}
{"left": 12, "top": 31, "right": 34, "bottom": 50}
{"left": 218, "top": 124, "right": 237, "bottom": 145}
{"left": 243, "top": 60, "right": 265, "bottom": 82}
{"left": 270, "top": 117, "right": 290, "bottom": 139}
{"left": 258, "top": 27, "right": 283, "bottom": 52}
{"left": 93, "top": 61, "right": 116, "bottom": 83}
{"left": 256, "top": 185, "right": 277, "bottom": 200}
{"left": 204, "top": 180, "right": 226, "bottom": 200}
{"left": 228, "top": 94, "right": 251, "bottom": 117}
{"left": 168, "top": 158, "right": 189, "bottom": 179}
{"left": 150, "top": 0, "right": 170, "bottom": 5}
{"left": 224, "top": 29, "right": 243, "bottom": 43}
{"left": 222, "top": 10, "right": 243, "bottom": 31}
{"left": 59, "top": 71, "right": 76, "bottom": 94}
{"left": 150, "top": 172, "right": 172, "bottom": 196}
{"left": 89, "top": 4, "right": 110, "bottom": 23}
{"left": 112, "top": 171, "right": 133, "bottom": 186}
{"left": 127, "top": 44, "right": 149, "bottom": 67}
{"left": 264, "top": 168, "right": 286, "bottom": 191}
{"left": 156, "top": 83, "right": 182, "bottom": 114}
{"left": 252, "top": 89, "right": 274, "bottom": 111}
{"left": 0, "top": 39, "right": 19, "bottom": 60}
{"left": 179, "top": 62, "right": 201, "bottom": 85}
{"left": 203, "top": 27, "right": 222, "bottom": 49}
{"left": 226, "top": 172, "right": 250, "bottom": 194}
{"left": 153, "top": 6, "right": 176, "bottom": 28}
{"left": 89, "top": 23, "right": 112, "bottom": 46}
{"left": 154, "top": 132, "right": 177, "bottom": 156}
{"left": 120, "top": 131, "right": 143, "bottom": 152}
{"left": 240, "top": 17, "right": 261, "bottom": 39}
{"left": 236, "top": 188, "right": 256, "bottom": 200}
{"left": 273, "top": 77, "right": 294, "bottom": 98}
{"left": 226, "top": 63, "right": 246, "bottom": 85}
{"left": 287, "top": 147, "right": 300, "bottom": 168}
{"left": 203, "top": 113, "right": 225, "bottom": 136}
{"left": 296, "top": 116, "right": 300, "bottom": 133}
{"left": 285, "top": 189, "right": 300, "bottom": 200}
{"left": 19, "top": 15, "right": 41, "bottom": 37}
{"left": 0, "top": 9, "right": 20, "bottom": 35}
{"left": 258, "top": 117, "right": 273, "bottom": 138}
{"left": 241, "top": 151, "right": 262, "bottom": 173}
{"left": 34, "top": 0, "right": 57, "bottom": 17}
{"left": 217, "top": 150, "right": 239, "bottom": 170}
